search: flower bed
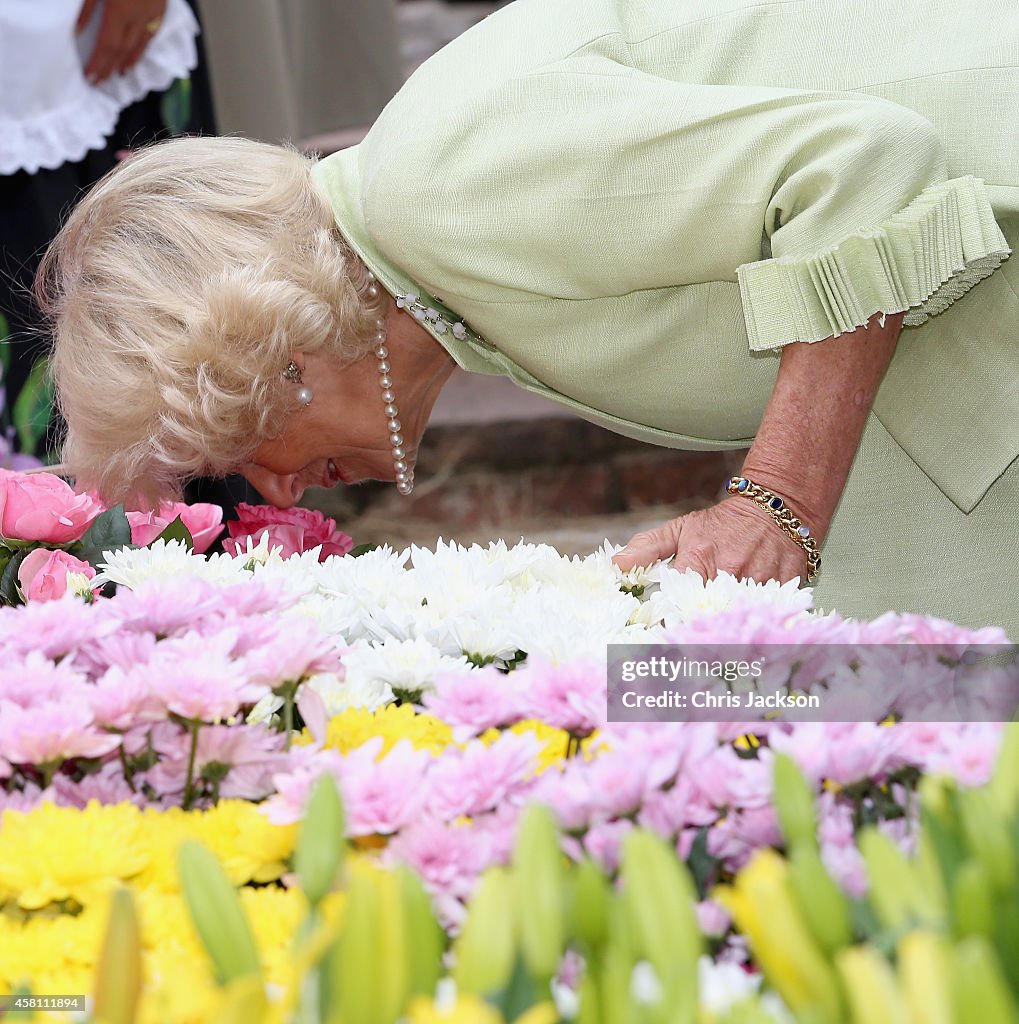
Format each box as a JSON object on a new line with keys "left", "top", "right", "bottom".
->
{"left": 0, "top": 469, "right": 1016, "bottom": 1022}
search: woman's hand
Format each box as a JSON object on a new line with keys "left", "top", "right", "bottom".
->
{"left": 78, "top": 0, "right": 168, "bottom": 84}
{"left": 613, "top": 496, "right": 811, "bottom": 584}
{"left": 611, "top": 309, "right": 907, "bottom": 585}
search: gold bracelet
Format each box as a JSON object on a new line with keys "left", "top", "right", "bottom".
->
{"left": 725, "top": 476, "right": 822, "bottom": 583}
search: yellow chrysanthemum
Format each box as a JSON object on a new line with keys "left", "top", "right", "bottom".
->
{"left": 138, "top": 886, "right": 315, "bottom": 1022}
{"left": 477, "top": 720, "right": 599, "bottom": 773}
{"left": 0, "top": 802, "right": 149, "bottom": 910}
{"left": 137, "top": 802, "right": 297, "bottom": 891}
{"left": 318, "top": 704, "right": 456, "bottom": 756}
{"left": 405, "top": 993, "right": 505, "bottom": 1024}
{"left": 0, "top": 903, "right": 105, "bottom": 993}
{"left": 138, "top": 946, "right": 222, "bottom": 1024}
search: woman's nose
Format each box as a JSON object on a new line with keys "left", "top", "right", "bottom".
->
{"left": 240, "top": 464, "right": 304, "bottom": 508}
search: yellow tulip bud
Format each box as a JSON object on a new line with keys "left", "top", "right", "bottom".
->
{"left": 836, "top": 946, "right": 909, "bottom": 1024}
{"left": 897, "top": 931, "right": 952, "bottom": 1024}
{"left": 715, "top": 849, "right": 842, "bottom": 1022}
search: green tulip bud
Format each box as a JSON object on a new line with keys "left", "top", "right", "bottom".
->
{"left": 773, "top": 753, "right": 818, "bottom": 852}
{"left": 294, "top": 774, "right": 347, "bottom": 908}
{"left": 92, "top": 888, "right": 143, "bottom": 1024}
{"left": 178, "top": 841, "right": 261, "bottom": 984}
{"left": 453, "top": 867, "right": 517, "bottom": 997}
{"left": 513, "top": 805, "right": 566, "bottom": 982}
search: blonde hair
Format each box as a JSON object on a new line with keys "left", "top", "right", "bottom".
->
{"left": 36, "top": 135, "right": 381, "bottom": 507}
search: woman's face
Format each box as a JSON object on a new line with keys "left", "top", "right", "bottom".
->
{"left": 240, "top": 308, "right": 455, "bottom": 507}
{"left": 240, "top": 349, "right": 400, "bottom": 507}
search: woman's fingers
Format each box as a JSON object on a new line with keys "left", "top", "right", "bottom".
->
{"left": 118, "top": 29, "right": 152, "bottom": 75}
{"left": 76, "top": 0, "right": 102, "bottom": 32}
{"left": 82, "top": 0, "right": 168, "bottom": 84}
{"left": 612, "top": 519, "right": 683, "bottom": 572}
{"left": 611, "top": 499, "right": 812, "bottom": 585}
{"left": 84, "top": 8, "right": 131, "bottom": 83}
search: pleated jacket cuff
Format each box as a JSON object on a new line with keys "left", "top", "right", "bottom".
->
{"left": 737, "top": 176, "right": 1011, "bottom": 351}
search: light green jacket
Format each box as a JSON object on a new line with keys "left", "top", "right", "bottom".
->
{"left": 312, "top": 0, "right": 1019, "bottom": 515}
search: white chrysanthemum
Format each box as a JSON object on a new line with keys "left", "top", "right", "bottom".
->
{"left": 247, "top": 691, "right": 284, "bottom": 725}
{"left": 645, "top": 566, "right": 814, "bottom": 629}
{"left": 508, "top": 586, "right": 646, "bottom": 662}
{"left": 341, "top": 636, "right": 473, "bottom": 700}
{"left": 246, "top": 548, "right": 322, "bottom": 602}
{"left": 93, "top": 540, "right": 246, "bottom": 589}
{"left": 224, "top": 532, "right": 284, "bottom": 566}
{"left": 409, "top": 539, "right": 518, "bottom": 595}
{"left": 67, "top": 572, "right": 98, "bottom": 601}
{"left": 315, "top": 545, "right": 410, "bottom": 613}
{"left": 480, "top": 538, "right": 566, "bottom": 580}
{"left": 697, "top": 957, "right": 769, "bottom": 1016}
{"left": 359, "top": 600, "right": 421, "bottom": 645}
{"left": 596, "top": 539, "right": 659, "bottom": 592}
{"left": 302, "top": 672, "right": 350, "bottom": 716}
{"left": 279, "top": 593, "right": 365, "bottom": 645}
{"left": 430, "top": 607, "right": 522, "bottom": 666}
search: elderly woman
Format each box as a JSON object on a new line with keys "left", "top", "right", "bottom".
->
{"left": 37, "top": 0, "right": 1019, "bottom": 635}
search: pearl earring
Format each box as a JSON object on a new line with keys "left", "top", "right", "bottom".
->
{"left": 283, "top": 360, "right": 313, "bottom": 406}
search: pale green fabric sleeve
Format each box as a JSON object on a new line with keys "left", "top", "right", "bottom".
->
{"left": 738, "top": 164, "right": 1010, "bottom": 350}
{"left": 360, "top": 60, "right": 1009, "bottom": 349}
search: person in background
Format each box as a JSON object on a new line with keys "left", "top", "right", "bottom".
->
{"left": 0, "top": 0, "right": 249, "bottom": 513}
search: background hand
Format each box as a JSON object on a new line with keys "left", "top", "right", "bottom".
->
{"left": 612, "top": 497, "right": 811, "bottom": 585}
{"left": 78, "top": 0, "right": 168, "bottom": 84}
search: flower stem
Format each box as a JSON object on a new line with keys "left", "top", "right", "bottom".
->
{"left": 183, "top": 719, "right": 200, "bottom": 810}
{"left": 118, "top": 741, "right": 137, "bottom": 793}
{"left": 38, "top": 760, "right": 59, "bottom": 790}
{"left": 283, "top": 696, "right": 294, "bottom": 751}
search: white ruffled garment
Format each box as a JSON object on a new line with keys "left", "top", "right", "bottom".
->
{"left": 0, "top": 0, "right": 199, "bottom": 175}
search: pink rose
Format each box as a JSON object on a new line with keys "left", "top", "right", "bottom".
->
{"left": 126, "top": 501, "right": 224, "bottom": 554}
{"left": 0, "top": 469, "right": 103, "bottom": 544}
{"left": 17, "top": 548, "right": 96, "bottom": 603}
{"left": 222, "top": 503, "right": 353, "bottom": 561}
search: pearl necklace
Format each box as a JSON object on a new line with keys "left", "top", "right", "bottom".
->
{"left": 365, "top": 272, "right": 414, "bottom": 495}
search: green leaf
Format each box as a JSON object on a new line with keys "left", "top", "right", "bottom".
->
{"left": 72, "top": 505, "right": 133, "bottom": 569}
{"left": 160, "top": 78, "right": 192, "bottom": 135}
{"left": 12, "top": 356, "right": 54, "bottom": 457}
{"left": 0, "top": 547, "right": 33, "bottom": 606}
{"left": 686, "top": 826, "right": 717, "bottom": 900}
{"left": 490, "top": 954, "right": 541, "bottom": 1022}
{"left": 153, "top": 515, "right": 194, "bottom": 551}
{"left": 349, "top": 543, "right": 378, "bottom": 558}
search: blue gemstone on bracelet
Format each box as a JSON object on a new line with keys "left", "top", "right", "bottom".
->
{"left": 737, "top": 478, "right": 749, "bottom": 492}
{"left": 769, "top": 496, "right": 783, "bottom": 510}
{"left": 797, "top": 525, "right": 810, "bottom": 538}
